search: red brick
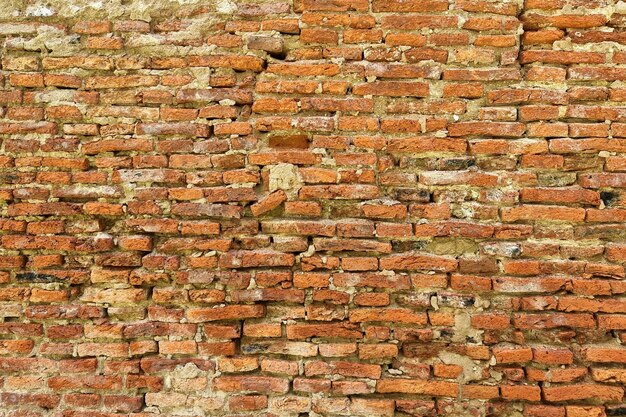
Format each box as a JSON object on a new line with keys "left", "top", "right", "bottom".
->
{"left": 377, "top": 379, "right": 458, "bottom": 397}
{"left": 187, "top": 305, "right": 265, "bottom": 322}
{"left": 213, "top": 376, "right": 289, "bottom": 394}
{"left": 543, "top": 384, "right": 623, "bottom": 402}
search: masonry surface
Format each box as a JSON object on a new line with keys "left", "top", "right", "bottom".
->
{"left": 0, "top": 0, "right": 625, "bottom": 415}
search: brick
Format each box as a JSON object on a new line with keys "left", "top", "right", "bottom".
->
{"left": 219, "top": 250, "right": 294, "bottom": 268}
{"left": 213, "top": 376, "right": 289, "bottom": 394}
{"left": 379, "top": 252, "right": 458, "bottom": 272}
{"left": 267, "top": 63, "right": 340, "bottom": 76}
{"left": 565, "top": 406, "right": 606, "bottom": 417}
{"left": 353, "top": 81, "right": 428, "bottom": 97}
{"left": 349, "top": 308, "right": 427, "bottom": 324}
{"left": 187, "top": 305, "right": 265, "bottom": 322}
{"left": 86, "top": 36, "right": 124, "bottom": 49}
{"left": 287, "top": 323, "right": 362, "bottom": 339}
{"left": 85, "top": 75, "right": 158, "bottom": 89}
{"left": 382, "top": 15, "right": 458, "bottom": 30}
{"left": 585, "top": 347, "right": 626, "bottom": 363}
{"left": 49, "top": 376, "right": 122, "bottom": 390}
{"left": 493, "top": 346, "right": 533, "bottom": 364}
{"left": 501, "top": 206, "right": 586, "bottom": 222}
{"left": 543, "top": 384, "right": 623, "bottom": 402}
{"left": 305, "top": 360, "right": 380, "bottom": 379}
{"left": 250, "top": 190, "right": 287, "bottom": 216}
{"left": 376, "top": 379, "right": 458, "bottom": 397}
{"left": 501, "top": 384, "right": 541, "bottom": 401}
{"left": 533, "top": 347, "right": 573, "bottom": 365}
{"left": 188, "top": 55, "right": 265, "bottom": 72}
{"left": 521, "top": 51, "right": 605, "bottom": 65}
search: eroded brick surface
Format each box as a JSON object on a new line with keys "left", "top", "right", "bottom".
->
{"left": 0, "top": 0, "right": 625, "bottom": 415}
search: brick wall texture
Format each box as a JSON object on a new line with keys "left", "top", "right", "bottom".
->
{"left": 1, "top": 0, "right": 626, "bottom": 415}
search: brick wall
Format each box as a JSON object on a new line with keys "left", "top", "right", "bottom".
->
{"left": 0, "top": 0, "right": 625, "bottom": 415}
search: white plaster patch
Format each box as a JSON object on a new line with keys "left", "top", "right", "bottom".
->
{"left": 26, "top": 4, "right": 54, "bottom": 16}
{"left": 268, "top": 163, "right": 303, "bottom": 196}
{"left": 216, "top": 0, "right": 236, "bottom": 14}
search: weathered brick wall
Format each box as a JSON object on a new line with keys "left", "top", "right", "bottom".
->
{"left": 0, "top": 0, "right": 625, "bottom": 415}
